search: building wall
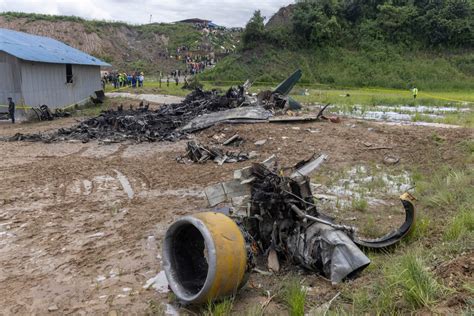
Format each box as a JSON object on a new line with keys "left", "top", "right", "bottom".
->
{"left": 0, "top": 51, "right": 23, "bottom": 108}
{"left": 20, "top": 61, "right": 101, "bottom": 109}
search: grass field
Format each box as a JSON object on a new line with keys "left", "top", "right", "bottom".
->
{"left": 106, "top": 81, "right": 474, "bottom": 104}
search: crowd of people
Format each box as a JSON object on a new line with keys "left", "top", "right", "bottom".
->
{"left": 186, "top": 57, "right": 212, "bottom": 75}
{"left": 102, "top": 72, "right": 145, "bottom": 89}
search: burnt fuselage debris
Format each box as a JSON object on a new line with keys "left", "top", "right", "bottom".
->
{"left": 4, "top": 69, "right": 334, "bottom": 144}
{"left": 202, "top": 155, "right": 416, "bottom": 284}
{"left": 8, "top": 89, "right": 248, "bottom": 143}
{"left": 178, "top": 141, "right": 250, "bottom": 165}
{"left": 31, "top": 104, "right": 71, "bottom": 122}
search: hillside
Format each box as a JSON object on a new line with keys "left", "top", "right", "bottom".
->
{"left": 201, "top": 1, "right": 474, "bottom": 90}
{"left": 0, "top": 12, "right": 241, "bottom": 74}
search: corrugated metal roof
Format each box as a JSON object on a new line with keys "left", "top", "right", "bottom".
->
{"left": 0, "top": 28, "right": 111, "bottom": 67}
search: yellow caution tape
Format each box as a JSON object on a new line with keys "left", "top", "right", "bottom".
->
{"left": 105, "top": 85, "right": 131, "bottom": 92}
{"left": 360, "top": 87, "right": 473, "bottom": 104}
{"left": 0, "top": 104, "right": 32, "bottom": 110}
{"left": 420, "top": 92, "right": 472, "bottom": 104}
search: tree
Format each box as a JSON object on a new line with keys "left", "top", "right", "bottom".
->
{"left": 242, "top": 10, "right": 266, "bottom": 50}
{"left": 292, "top": 0, "right": 343, "bottom": 47}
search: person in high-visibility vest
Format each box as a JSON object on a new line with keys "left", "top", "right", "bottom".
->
{"left": 412, "top": 87, "right": 418, "bottom": 99}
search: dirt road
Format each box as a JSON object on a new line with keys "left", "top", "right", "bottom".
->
{"left": 106, "top": 92, "right": 184, "bottom": 104}
{"left": 0, "top": 112, "right": 471, "bottom": 314}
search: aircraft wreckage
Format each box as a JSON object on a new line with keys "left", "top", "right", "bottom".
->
{"left": 6, "top": 70, "right": 328, "bottom": 143}
{"left": 162, "top": 154, "right": 416, "bottom": 304}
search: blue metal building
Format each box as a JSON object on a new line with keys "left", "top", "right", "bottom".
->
{"left": 0, "top": 28, "right": 110, "bottom": 119}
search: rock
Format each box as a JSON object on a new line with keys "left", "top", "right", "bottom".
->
{"left": 248, "top": 151, "right": 259, "bottom": 159}
{"left": 267, "top": 248, "right": 280, "bottom": 272}
{"left": 384, "top": 155, "right": 400, "bottom": 165}
{"left": 48, "top": 305, "right": 59, "bottom": 312}
{"left": 254, "top": 139, "right": 267, "bottom": 146}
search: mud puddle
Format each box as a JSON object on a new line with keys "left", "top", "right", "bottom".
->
{"left": 329, "top": 104, "right": 470, "bottom": 126}
{"left": 313, "top": 165, "right": 413, "bottom": 209}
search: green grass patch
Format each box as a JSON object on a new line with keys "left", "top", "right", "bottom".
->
{"left": 351, "top": 198, "right": 368, "bottom": 213}
{"left": 386, "top": 251, "right": 446, "bottom": 309}
{"left": 444, "top": 207, "right": 474, "bottom": 241}
{"left": 339, "top": 278, "right": 397, "bottom": 315}
{"left": 437, "top": 110, "right": 474, "bottom": 128}
{"left": 203, "top": 297, "right": 234, "bottom": 316}
{"left": 405, "top": 214, "right": 431, "bottom": 242}
{"left": 359, "top": 216, "right": 384, "bottom": 238}
{"left": 425, "top": 170, "right": 473, "bottom": 210}
{"left": 281, "top": 277, "right": 307, "bottom": 316}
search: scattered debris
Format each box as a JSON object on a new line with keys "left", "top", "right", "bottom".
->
{"left": 91, "top": 90, "right": 106, "bottom": 104}
{"left": 248, "top": 151, "right": 259, "bottom": 159}
{"left": 223, "top": 134, "right": 244, "bottom": 146}
{"left": 31, "top": 104, "right": 71, "bottom": 121}
{"left": 366, "top": 146, "right": 394, "bottom": 150}
{"left": 267, "top": 248, "right": 280, "bottom": 272}
{"left": 162, "top": 154, "right": 417, "bottom": 304}
{"left": 180, "top": 106, "right": 272, "bottom": 133}
{"left": 143, "top": 271, "right": 169, "bottom": 293}
{"left": 114, "top": 170, "right": 134, "bottom": 199}
{"left": 254, "top": 139, "right": 267, "bottom": 146}
{"left": 253, "top": 268, "right": 273, "bottom": 276}
{"left": 383, "top": 155, "right": 401, "bottom": 165}
{"left": 48, "top": 305, "right": 59, "bottom": 312}
{"left": 178, "top": 141, "right": 250, "bottom": 165}
{"left": 309, "top": 292, "right": 341, "bottom": 316}
{"left": 268, "top": 116, "right": 320, "bottom": 123}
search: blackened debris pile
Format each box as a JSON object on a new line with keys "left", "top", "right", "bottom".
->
{"left": 8, "top": 88, "right": 252, "bottom": 143}
{"left": 31, "top": 105, "right": 71, "bottom": 121}
{"left": 6, "top": 69, "right": 308, "bottom": 143}
{"left": 178, "top": 141, "right": 250, "bottom": 165}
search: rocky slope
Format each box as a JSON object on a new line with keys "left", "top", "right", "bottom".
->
{"left": 0, "top": 13, "right": 240, "bottom": 74}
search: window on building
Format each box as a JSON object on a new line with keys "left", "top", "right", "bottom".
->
{"left": 66, "top": 64, "right": 73, "bottom": 83}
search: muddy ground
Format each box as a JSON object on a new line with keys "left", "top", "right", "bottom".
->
{"left": 0, "top": 101, "right": 472, "bottom": 315}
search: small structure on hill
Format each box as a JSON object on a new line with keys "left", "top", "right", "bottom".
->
{"left": 176, "top": 18, "right": 220, "bottom": 29}
{"left": 0, "top": 28, "right": 110, "bottom": 120}
{"left": 177, "top": 18, "right": 211, "bottom": 25}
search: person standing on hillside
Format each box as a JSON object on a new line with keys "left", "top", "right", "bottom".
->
{"left": 139, "top": 73, "right": 144, "bottom": 87}
{"left": 7, "top": 97, "right": 15, "bottom": 124}
{"left": 412, "top": 87, "right": 418, "bottom": 99}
